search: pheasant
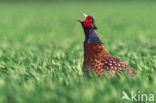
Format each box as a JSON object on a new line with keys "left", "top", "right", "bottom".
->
{"left": 79, "top": 13, "right": 136, "bottom": 77}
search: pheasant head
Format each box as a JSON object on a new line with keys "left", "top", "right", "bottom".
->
{"left": 79, "top": 13, "right": 97, "bottom": 30}
{"left": 79, "top": 13, "right": 100, "bottom": 44}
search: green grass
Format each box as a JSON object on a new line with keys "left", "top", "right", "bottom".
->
{"left": 0, "top": 1, "right": 156, "bottom": 103}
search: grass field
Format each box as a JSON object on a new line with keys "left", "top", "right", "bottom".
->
{"left": 0, "top": 1, "right": 156, "bottom": 103}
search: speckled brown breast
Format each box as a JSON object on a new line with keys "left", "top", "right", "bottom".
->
{"left": 83, "top": 42, "right": 136, "bottom": 76}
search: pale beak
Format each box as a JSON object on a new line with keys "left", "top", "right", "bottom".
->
{"left": 82, "top": 13, "right": 88, "bottom": 18}
{"left": 77, "top": 20, "right": 83, "bottom": 22}
{"left": 78, "top": 13, "right": 88, "bottom": 23}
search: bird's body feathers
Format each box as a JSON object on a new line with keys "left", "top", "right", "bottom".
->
{"left": 79, "top": 13, "right": 136, "bottom": 77}
{"left": 83, "top": 42, "right": 136, "bottom": 76}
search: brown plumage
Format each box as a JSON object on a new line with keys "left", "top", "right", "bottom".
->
{"left": 83, "top": 42, "right": 136, "bottom": 76}
{"left": 79, "top": 13, "right": 136, "bottom": 77}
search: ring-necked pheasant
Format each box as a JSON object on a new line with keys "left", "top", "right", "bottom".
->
{"left": 79, "top": 13, "right": 136, "bottom": 77}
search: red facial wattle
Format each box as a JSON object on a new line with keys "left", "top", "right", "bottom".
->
{"left": 83, "top": 16, "right": 93, "bottom": 27}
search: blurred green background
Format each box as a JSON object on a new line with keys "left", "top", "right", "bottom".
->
{"left": 0, "top": 0, "right": 156, "bottom": 103}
